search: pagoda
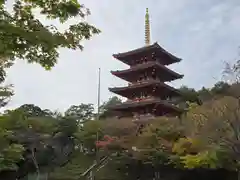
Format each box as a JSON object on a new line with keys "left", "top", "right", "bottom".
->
{"left": 108, "top": 8, "right": 184, "bottom": 120}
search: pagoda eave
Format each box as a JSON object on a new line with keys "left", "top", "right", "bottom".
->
{"left": 113, "top": 42, "right": 181, "bottom": 66}
{"left": 109, "top": 80, "right": 181, "bottom": 98}
{"left": 111, "top": 62, "right": 183, "bottom": 82}
{"left": 111, "top": 71, "right": 183, "bottom": 82}
{"left": 109, "top": 99, "right": 183, "bottom": 116}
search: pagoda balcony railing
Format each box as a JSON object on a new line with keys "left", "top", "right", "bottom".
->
{"left": 133, "top": 113, "right": 155, "bottom": 122}
{"left": 130, "top": 58, "right": 155, "bottom": 67}
{"left": 125, "top": 97, "right": 180, "bottom": 106}
{"left": 128, "top": 78, "right": 157, "bottom": 86}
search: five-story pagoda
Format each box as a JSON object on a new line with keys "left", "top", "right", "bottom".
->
{"left": 108, "top": 8, "right": 184, "bottom": 119}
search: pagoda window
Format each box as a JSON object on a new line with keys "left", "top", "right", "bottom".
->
{"left": 140, "top": 109, "right": 145, "bottom": 115}
{"left": 151, "top": 52, "right": 155, "bottom": 59}
{"left": 146, "top": 72, "right": 152, "bottom": 80}
{"left": 141, "top": 91, "right": 147, "bottom": 98}
{"left": 143, "top": 58, "right": 146, "bottom": 63}
{"left": 152, "top": 74, "right": 156, "bottom": 80}
{"left": 130, "top": 94, "right": 133, "bottom": 99}
{"left": 145, "top": 92, "right": 149, "bottom": 97}
{"left": 143, "top": 74, "right": 147, "bottom": 81}
{"left": 130, "top": 60, "right": 134, "bottom": 67}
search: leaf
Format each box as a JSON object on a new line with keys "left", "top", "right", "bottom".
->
{"left": 0, "top": 0, "right": 100, "bottom": 81}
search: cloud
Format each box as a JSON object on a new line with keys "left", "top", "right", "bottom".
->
{"left": 5, "top": 0, "right": 240, "bottom": 111}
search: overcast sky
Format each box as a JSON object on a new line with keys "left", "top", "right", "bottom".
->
{"left": 4, "top": 0, "right": 240, "bottom": 111}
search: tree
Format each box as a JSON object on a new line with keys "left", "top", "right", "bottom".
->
{"left": 99, "top": 96, "right": 122, "bottom": 119}
{"left": 179, "top": 86, "right": 201, "bottom": 105}
{"left": 16, "top": 104, "right": 49, "bottom": 117}
{"left": 65, "top": 104, "right": 95, "bottom": 123}
{"left": 210, "top": 81, "right": 230, "bottom": 95}
{"left": 48, "top": 97, "right": 240, "bottom": 180}
{"left": 197, "top": 87, "right": 212, "bottom": 102}
{"left": 0, "top": 0, "right": 100, "bottom": 80}
{"left": 75, "top": 119, "right": 103, "bottom": 153}
{"left": 223, "top": 61, "right": 240, "bottom": 84}
{"left": 0, "top": 108, "right": 78, "bottom": 180}
{"left": 181, "top": 97, "right": 240, "bottom": 170}
{"left": 0, "top": 121, "right": 25, "bottom": 172}
{"left": 0, "top": 84, "right": 14, "bottom": 108}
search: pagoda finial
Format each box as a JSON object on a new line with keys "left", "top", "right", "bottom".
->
{"left": 145, "top": 8, "right": 150, "bottom": 46}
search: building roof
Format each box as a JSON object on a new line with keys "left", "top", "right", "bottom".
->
{"left": 113, "top": 42, "right": 181, "bottom": 66}
{"left": 109, "top": 79, "right": 181, "bottom": 99}
{"left": 111, "top": 61, "right": 183, "bottom": 83}
{"left": 108, "top": 98, "right": 183, "bottom": 116}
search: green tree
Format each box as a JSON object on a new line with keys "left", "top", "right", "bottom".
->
{"left": 0, "top": 0, "right": 100, "bottom": 80}
{"left": 197, "top": 87, "right": 212, "bottom": 102}
{"left": 17, "top": 104, "right": 48, "bottom": 117}
{"left": 0, "top": 126, "right": 25, "bottom": 172}
{"left": 0, "top": 84, "right": 14, "bottom": 108}
{"left": 0, "top": 108, "right": 78, "bottom": 180}
{"left": 65, "top": 104, "right": 95, "bottom": 123}
{"left": 210, "top": 81, "right": 230, "bottom": 95}
{"left": 179, "top": 86, "right": 201, "bottom": 105}
{"left": 99, "top": 96, "right": 122, "bottom": 119}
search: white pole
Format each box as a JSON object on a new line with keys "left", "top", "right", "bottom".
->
{"left": 96, "top": 68, "right": 101, "bottom": 164}
{"left": 97, "top": 68, "right": 101, "bottom": 119}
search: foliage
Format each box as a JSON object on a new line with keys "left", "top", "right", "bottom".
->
{"left": 16, "top": 104, "right": 50, "bottom": 117}
{"left": 0, "top": 106, "right": 79, "bottom": 179}
{"left": 0, "top": 82, "right": 240, "bottom": 180}
{"left": 49, "top": 152, "right": 96, "bottom": 180}
{"left": 0, "top": 0, "right": 100, "bottom": 81}
{"left": 99, "top": 96, "right": 122, "bottom": 119}
{"left": 172, "top": 137, "right": 202, "bottom": 155}
{"left": 0, "top": 128, "right": 25, "bottom": 171}
{"left": 75, "top": 119, "right": 103, "bottom": 152}
{"left": 223, "top": 60, "right": 240, "bottom": 83}
{"left": 65, "top": 104, "right": 95, "bottom": 123}
{"left": 180, "top": 150, "right": 219, "bottom": 169}
{"left": 0, "top": 84, "right": 14, "bottom": 107}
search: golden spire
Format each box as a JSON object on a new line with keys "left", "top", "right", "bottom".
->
{"left": 145, "top": 8, "right": 150, "bottom": 46}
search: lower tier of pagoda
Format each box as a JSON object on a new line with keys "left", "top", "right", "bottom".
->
{"left": 109, "top": 79, "right": 181, "bottom": 99}
{"left": 108, "top": 97, "right": 183, "bottom": 118}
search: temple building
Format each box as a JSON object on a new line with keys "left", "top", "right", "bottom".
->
{"left": 108, "top": 8, "right": 184, "bottom": 120}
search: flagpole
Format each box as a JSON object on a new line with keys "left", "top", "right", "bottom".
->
{"left": 96, "top": 68, "right": 101, "bottom": 164}
{"left": 97, "top": 68, "right": 101, "bottom": 119}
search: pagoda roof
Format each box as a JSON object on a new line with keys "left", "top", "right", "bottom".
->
{"left": 109, "top": 98, "right": 183, "bottom": 116}
{"left": 111, "top": 61, "right": 183, "bottom": 82}
{"left": 109, "top": 79, "right": 181, "bottom": 99}
{"left": 113, "top": 42, "right": 181, "bottom": 66}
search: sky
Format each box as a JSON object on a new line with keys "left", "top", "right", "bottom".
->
{"left": 4, "top": 0, "right": 240, "bottom": 112}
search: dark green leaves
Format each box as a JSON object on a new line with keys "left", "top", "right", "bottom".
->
{"left": 0, "top": 0, "right": 100, "bottom": 76}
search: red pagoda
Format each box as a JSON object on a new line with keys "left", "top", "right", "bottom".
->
{"left": 108, "top": 8, "right": 184, "bottom": 119}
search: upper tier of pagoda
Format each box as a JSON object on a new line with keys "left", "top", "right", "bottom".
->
{"left": 113, "top": 42, "right": 181, "bottom": 66}
{"left": 111, "top": 60, "right": 183, "bottom": 83}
